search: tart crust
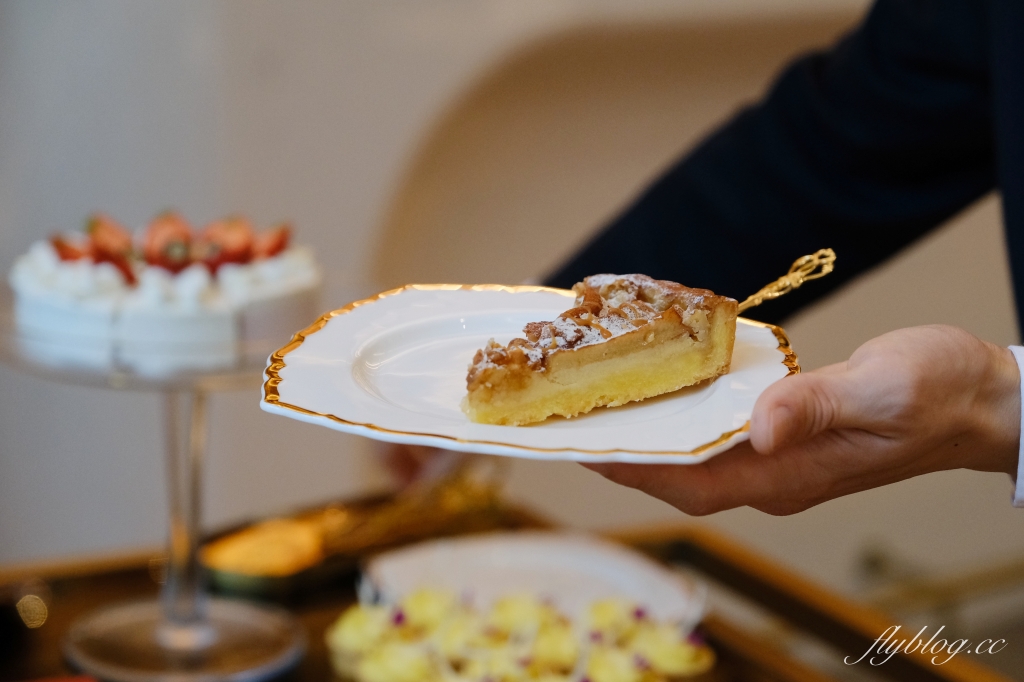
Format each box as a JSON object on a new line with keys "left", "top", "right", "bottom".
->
{"left": 462, "top": 274, "right": 738, "bottom": 425}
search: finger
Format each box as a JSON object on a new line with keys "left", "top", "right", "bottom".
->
{"left": 750, "top": 365, "right": 856, "bottom": 454}
{"left": 581, "top": 461, "right": 718, "bottom": 515}
{"left": 381, "top": 444, "right": 421, "bottom": 486}
{"left": 379, "top": 444, "right": 446, "bottom": 486}
{"left": 580, "top": 441, "right": 793, "bottom": 515}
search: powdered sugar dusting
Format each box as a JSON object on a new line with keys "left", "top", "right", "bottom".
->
{"left": 466, "top": 274, "right": 725, "bottom": 389}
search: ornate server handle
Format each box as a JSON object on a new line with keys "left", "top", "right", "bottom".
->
{"left": 738, "top": 248, "right": 836, "bottom": 313}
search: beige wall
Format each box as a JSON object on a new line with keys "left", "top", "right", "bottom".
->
{"left": 5, "top": 0, "right": 1021, "bottom": 600}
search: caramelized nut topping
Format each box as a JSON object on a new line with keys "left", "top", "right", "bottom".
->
{"left": 466, "top": 274, "right": 725, "bottom": 389}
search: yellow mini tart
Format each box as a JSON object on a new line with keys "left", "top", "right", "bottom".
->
{"left": 462, "top": 274, "right": 737, "bottom": 426}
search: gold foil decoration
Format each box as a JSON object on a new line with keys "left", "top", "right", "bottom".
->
{"left": 737, "top": 248, "right": 836, "bottom": 313}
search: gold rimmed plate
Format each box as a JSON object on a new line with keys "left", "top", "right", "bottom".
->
{"left": 261, "top": 284, "right": 798, "bottom": 464}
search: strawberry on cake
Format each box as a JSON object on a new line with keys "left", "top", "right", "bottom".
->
{"left": 8, "top": 212, "right": 322, "bottom": 375}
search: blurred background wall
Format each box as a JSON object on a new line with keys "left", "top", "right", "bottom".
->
{"left": 1, "top": 0, "right": 1022, "bottom": 604}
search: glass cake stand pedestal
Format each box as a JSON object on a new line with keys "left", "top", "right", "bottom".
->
{"left": 0, "top": 292, "right": 306, "bottom": 682}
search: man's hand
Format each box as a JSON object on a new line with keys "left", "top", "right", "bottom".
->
{"left": 382, "top": 443, "right": 447, "bottom": 487}
{"left": 583, "top": 325, "right": 1021, "bottom": 516}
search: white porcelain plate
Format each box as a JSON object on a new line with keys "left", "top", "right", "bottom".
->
{"left": 261, "top": 285, "right": 798, "bottom": 464}
{"left": 362, "top": 531, "right": 705, "bottom": 630}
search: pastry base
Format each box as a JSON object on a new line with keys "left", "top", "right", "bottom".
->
{"left": 463, "top": 311, "right": 736, "bottom": 426}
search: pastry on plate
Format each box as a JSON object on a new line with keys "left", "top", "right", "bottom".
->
{"left": 324, "top": 591, "right": 715, "bottom": 682}
{"left": 201, "top": 518, "right": 323, "bottom": 577}
{"left": 462, "top": 274, "right": 737, "bottom": 426}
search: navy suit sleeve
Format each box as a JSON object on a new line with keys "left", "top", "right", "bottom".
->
{"left": 545, "top": 0, "right": 994, "bottom": 323}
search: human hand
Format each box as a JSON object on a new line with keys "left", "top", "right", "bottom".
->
{"left": 381, "top": 443, "right": 448, "bottom": 487}
{"left": 380, "top": 444, "right": 487, "bottom": 490}
{"left": 583, "top": 325, "right": 1021, "bottom": 516}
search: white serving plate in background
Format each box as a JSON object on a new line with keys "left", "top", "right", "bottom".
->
{"left": 361, "top": 531, "right": 706, "bottom": 631}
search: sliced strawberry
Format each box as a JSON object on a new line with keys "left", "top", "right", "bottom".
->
{"left": 50, "top": 235, "right": 88, "bottom": 261}
{"left": 85, "top": 213, "right": 133, "bottom": 259}
{"left": 85, "top": 213, "right": 137, "bottom": 285}
{"left": 143, "top": 211, "right": 193, "bottom": 273}
{"left": 195, "top": 215, "right": 254, "bottom": 271}
{"left": 103, "top": 254, "right": 137, "bottom": 285}
{"left": 253, "top": 223, "right": 291, "bottom": 259}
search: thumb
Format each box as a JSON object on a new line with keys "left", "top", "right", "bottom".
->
{"left": 750, "top": 364, "right": 852, "bottom": 454}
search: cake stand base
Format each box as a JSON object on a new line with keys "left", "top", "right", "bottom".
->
{"left": 63, "top": 598, "right": 305, "bottom": 682}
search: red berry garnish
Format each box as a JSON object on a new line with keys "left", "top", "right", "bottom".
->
{"left": 85, "top": 213, "right": 133, "bottom": 259}
{"left": 143, "top": 211, "right": 193, "bottom": 273}
{"left": 50, "top": 236, "right": 88, "bottom": 261}
{"left": 253, "top": 223, "right": 291, "bottom": 259}
{"left": 194, "top": 215, "right": 254, "bottom": 272}
{"left": 85, "top": 214, "right": 136, "bottom": 284}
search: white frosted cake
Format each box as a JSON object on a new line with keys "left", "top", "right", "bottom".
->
{"left": 8, "top": 212, "right": 322, "bottom": 375}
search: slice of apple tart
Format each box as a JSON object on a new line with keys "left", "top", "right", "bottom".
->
{"left": 462, "top": 274, "right": 738, "bottom": 425}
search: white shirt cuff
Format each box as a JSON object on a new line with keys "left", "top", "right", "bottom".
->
{"left": 1007, "top": 346, "right": 1024, "bottom": 507}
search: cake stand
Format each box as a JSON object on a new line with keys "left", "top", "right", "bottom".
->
{"left": 0, "top": 289, "right": 306, "bottom": 682}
